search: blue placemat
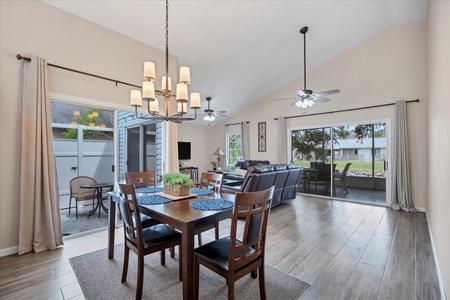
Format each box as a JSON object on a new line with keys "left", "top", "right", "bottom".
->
{"left": 138, "top": 195, "right": 172, "bottom": 205}
{"left": 189, "top": 188, "right": 214, "bottom": 195}
{"left": 135, "top": 187, "right": 164, "bottom": 193}
{"left": 190, "top": 199, "right": 234, "bottom": 211}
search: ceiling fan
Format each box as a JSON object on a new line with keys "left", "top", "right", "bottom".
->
{"left": 275, "top": 26, "right": 340, "bottom": 108}
{"left": 203, "top": 97, "right": 227, "bottom": 122}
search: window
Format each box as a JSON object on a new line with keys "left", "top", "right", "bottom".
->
{"left": 227, "top": 133, "right": 242, "bottom": 166}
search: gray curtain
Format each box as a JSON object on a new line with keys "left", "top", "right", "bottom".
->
{"left": 241, "top": 121, "right": 250, "bottom": 160}
{"left": 18, "top": 56, "right": 63, "bottom": 255}
{"left": 391, "top": 100, "right": 417, "bottom": 212}
{"left": 277, "top": 117, "right": 288, "bottom": 163}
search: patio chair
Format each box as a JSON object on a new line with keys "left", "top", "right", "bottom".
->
{"left": 117, "top": 183, "right": 182, "bottom": 300}
{"left": 194, "top": 186, "right": 274, "bottom": 300}
{"left": 69, "top": 176, "right": 97, "bottom": 219}
{"left": 312, "top": 163, "right": 337, "bottom": 195}
{"left": 338, "top": 163, "right": 352, "bottom": 193}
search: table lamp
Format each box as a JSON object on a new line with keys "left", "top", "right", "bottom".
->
{"left": 213, "top": 147, "right": 225, "bottom": 169}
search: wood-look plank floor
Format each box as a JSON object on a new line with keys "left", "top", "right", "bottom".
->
{"left": 0, "top": 195, "right": 442, "bottom": 299}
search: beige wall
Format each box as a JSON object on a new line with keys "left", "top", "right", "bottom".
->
{"left": 213, "top": 22, "right": 427, "bottom": 208}
{"left": 0, "top": 1, "right": 177, "bottom": 251}
{"left": 177, "top": 122, "right": 223, "bottom": 175}
{"left": 426, "top": 0, "right": 450, "bottom": 296}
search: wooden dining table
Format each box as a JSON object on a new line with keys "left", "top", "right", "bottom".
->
{"left": 108, "top": 190, "right": 234, "bottom": 300}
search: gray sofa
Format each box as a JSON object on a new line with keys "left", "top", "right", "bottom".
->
{"left": 222, "top": 163, "right": 302, "bottom": 207}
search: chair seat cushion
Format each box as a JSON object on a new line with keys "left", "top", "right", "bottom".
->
{"left": 194, "top": 237, "right": 255, "bottom": 271}
{"left": 142, "top": 224, "right": 181, "bottom": 248}
{"left": 139, "top": 214, "right": 162, "bottom": 228}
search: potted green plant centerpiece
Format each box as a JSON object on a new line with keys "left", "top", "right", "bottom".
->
{"left": 162, "top": 172, "right": 194, "bottom": 196}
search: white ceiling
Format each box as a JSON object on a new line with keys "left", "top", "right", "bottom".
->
{"left": 42, "top": 0, "right": 427, "bottom": 125}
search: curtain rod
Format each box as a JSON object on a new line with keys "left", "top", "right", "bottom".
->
{"left": 225, "top": 121, "right": 249, "bottom": 127}
{"left": 274, "top": 99, "right": 419, "bottom": 120}
{"left": 16, "top": 54, "right": 141, "bottom": 89}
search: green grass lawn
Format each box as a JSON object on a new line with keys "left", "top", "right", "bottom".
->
{"left": 294, "top": 160, "right": 384, "bottom": 171}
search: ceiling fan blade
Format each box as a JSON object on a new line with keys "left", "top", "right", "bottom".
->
{"left": 314, "top": 89, "right": 340, "bottom": 97}
{"left": 295, "top": 89, "right": 306, "bottom": 96}
{"left": 273, "top": 97, "right": 296, "bottom": 101}
{"left": 313, "top": 97, "right": 330, "bottom": 102}
{"left": 216, "top": 110, "right": 227, "bottom": 113}
{"left": 290, "top": 98, "right": 301, "bottom": 106}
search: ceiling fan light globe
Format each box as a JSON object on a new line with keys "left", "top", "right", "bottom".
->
{"left": 308, "top": 100, "right": 315, "bottom": 107}
{"left": 295, "top": 100, "right": 302, "bottom": 108}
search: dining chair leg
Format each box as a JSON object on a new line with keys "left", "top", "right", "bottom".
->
{"left": 197, "top": 233, "right": 202, "bottom": 246}
{"left": 214, "top": 223, "right": 219, "bottom": 240}
{"left": 228, "top": 277, "right": 235, "bottom": 300}
{"left": 258, "top": 265, "right": 267, "bottom": 300}
{"left": 170, "top": 246, "right": 175, "bottom": 258}
{"left": 136, "top": 254, "right": 144, "bottom": 300}
{"left": 160, "top": 249, "right": 165, "bottom": 266}
{"left": 76, "top": 202, "right": 79, "bottom": 219}
{"left": 68, "top": 197, "right": 72, "bottom": 215}
{"left": 121, "top": 245, "right": 130, "bottom": 282}
{"left": 251, "top": 270, "right": 257, "bottom": 278}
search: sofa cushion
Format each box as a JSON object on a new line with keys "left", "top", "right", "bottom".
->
{"left": 236, "top": 160, "right": 251, "bottom": 170}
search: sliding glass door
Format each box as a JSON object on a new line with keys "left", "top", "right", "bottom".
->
{"left": 291, "top": 122, "right": 387, "bottom": 204}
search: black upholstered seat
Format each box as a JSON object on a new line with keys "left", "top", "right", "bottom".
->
{"left": 194, "top": 186, "right": 274, "bottom": 300}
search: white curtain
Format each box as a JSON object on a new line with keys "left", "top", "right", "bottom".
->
{"left": 277, "top": 117, "right": 288, "bottom": 163}
{"left": 224, "top": 125, "right": 229, "bottom": 167}
{"left": 241, "top": 121, "right": 250, "bottom": 160}
{"left": 390, "top": 101, "right": 416, "bottom": 212}
{"left": 18, "top": 56, "right": 63, "bottom": 255}
{"left": 163, "top": 121, "right": 179, "bottom": 174}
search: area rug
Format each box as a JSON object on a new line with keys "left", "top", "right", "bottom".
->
{"left": 70, "top": 245, "right": 309, "bottom": 300}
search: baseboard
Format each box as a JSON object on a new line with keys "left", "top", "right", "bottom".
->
{"left": 425, "top": 211, "right": 447, "bottom": 300}
{"left": 0, "top": 246, "right": 18, "bottom": 257}
{"left": 416, "top": 206, "right": 426, "bottom": 212}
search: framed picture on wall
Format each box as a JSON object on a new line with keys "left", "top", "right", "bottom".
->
{"left": 258, "top": 122, "right": 266, "bottom": 152}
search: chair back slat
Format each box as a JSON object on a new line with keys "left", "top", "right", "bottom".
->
{"left": 199, "top": 172, "right": 223, "bottom": 193}
{"left": 125, "top": 171, "right": 157, "bottom": 188}
{"left": 117, "top": 183, "right": 143, "bottom": 247}
{"left": 230, "top": 186, "right": 273, "bottom": 268}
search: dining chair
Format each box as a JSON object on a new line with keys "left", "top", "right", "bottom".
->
{"left": 196, "top": 172, "right": 224, "bottom": 246}
{"left": 194, "top": 186, "right": 274, "bottom": 300}
{"left": 69, "top": 176, "right": 97, "bottom": 219}
{"left": 125, "top": 171, "right": 157, "bottom": 188}
{"left": 117, "top": 183, "right": 182, "bottom": 300}
{"left": 125, "top": 172, "right": 163, "bottom": 231}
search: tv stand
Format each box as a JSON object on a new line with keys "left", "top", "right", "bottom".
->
{"left": 179, "top": 166, "right": 198, "bottom": 183}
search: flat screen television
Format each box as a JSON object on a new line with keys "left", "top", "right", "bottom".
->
{"left": 178, "top": 141, "right": 191, "bottom": 160}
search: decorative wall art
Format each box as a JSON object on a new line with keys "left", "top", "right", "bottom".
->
{"left": 258, "top": 122, "right": 266, "bottom": 152}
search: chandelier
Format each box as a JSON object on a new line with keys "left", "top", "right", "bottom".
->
{"left": 129, "top": 0, "right": 200, "bottom": 123}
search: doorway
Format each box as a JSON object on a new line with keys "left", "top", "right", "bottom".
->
{"left": 51, "top": 102, "right": 115, "bottom": 236}
{"left": 291, "top": 121, "right": 388, "bottom": 205}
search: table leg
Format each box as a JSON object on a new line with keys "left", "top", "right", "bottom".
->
{"left": 108, "top": 194, "right": 116, "bottom": 259}
{"left": 181, "top": 224, "right": 195, "bottom": 300}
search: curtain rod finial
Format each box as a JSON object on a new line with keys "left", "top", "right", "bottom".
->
{"left": 16, "top": 54, "right": 31, "bottom": 62}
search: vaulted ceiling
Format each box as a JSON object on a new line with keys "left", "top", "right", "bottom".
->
{"left": 43, "top": 0, "right": 427, "bottom": 124}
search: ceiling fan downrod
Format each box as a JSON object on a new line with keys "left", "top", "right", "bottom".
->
{"left": 300, "top": 26, "right": 308, "bottom": 91}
